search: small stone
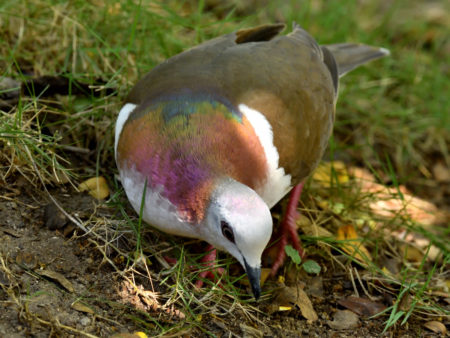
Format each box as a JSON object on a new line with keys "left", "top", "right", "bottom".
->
{"left": 80, "top": 316, "right": 90, "bottom": 326}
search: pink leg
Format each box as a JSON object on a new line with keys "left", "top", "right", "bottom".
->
{"left": 194, "top": 245, "right": 225, "bottom": 288}
{"left": 164, "top": 245, "right": 224, "bottom": 288}
{"left": 270, "top": 182, "right": 305, "bottom": 276}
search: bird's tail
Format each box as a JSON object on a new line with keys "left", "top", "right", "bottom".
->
{"left": 323, "top": 43, "right": 390, "bottom": 77}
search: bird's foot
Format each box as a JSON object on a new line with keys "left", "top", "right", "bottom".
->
{"left": 270, "top": 182, "right": 306, "bottom": 277}
{"left": 163, "top": 244, "right": 224, "bottom": 289}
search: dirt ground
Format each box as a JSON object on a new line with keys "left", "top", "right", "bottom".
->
{"left": 0, "top": 1, "right": 448, "bottom": 335}
{"left": 0, "top": 180, "right": 446, "bottom": 337}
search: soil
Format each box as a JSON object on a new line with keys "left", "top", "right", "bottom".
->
{"left": 0, "top": 181, "right": 445, "bottom": 337}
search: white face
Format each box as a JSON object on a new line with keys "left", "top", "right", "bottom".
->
{"left": 202, "top": 179, "right": 273, "bottom": 270}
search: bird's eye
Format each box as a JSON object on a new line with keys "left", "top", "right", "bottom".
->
{"left": 221, "top": 221, "right": 235, "bottom": 243}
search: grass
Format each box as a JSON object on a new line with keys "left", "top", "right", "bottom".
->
{"left": 1, "top": 0, "right": 449, "bottom": 336}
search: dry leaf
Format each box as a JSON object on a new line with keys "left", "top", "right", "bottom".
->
{"left": 433, "top": 162, "right": 450, "bottom": 182}
{"left": 274, "top": 285, "right": 318, "bottom": 321}
{"left": 398, "top": 292, "right": 412, "bottom": 312}
{"left": 338, "top": 296, "right": 386, "bottom": 317}
{"left": 336, "top": 225, "right": 372, "bottom": 265}
{"left": 349, "top": 167, "right": 443, "bottom": 225}
{"left": 312, "top": 161, "right": 349, "bottom": 187}
{"left": 239, "top": 323, "right": 263, "bottom": 338}
{"left": 278, "top": 306, "right": 292, "bottom": 311}
{"left": 399, "top": 244, "right": 424, "bottom": 263}
{"left": 306, "top": 276, "right": 324, "bottom": 298}
{"left": 134, "top": 333, "right": 148, "bottom": 338}
{"left": 296, "top": 215, "right": 333, "bottom": 255}
{"left": 78, "top": 176, "right": 110, "bottom": 200}
{"left": 38, "top": 269, "right": 74, "bottom": 292}
{"left": 71, "top": 301, "right": 95, "bottom": 314}
{"left": 297, "top": 215, "right": 333, "bottom": 238}
{"left": 424, "top": 321, "right": 447, "bottom": 334}
{"left": 111, "top": 333, "right": 148, "bottom": 338}
{"left": 369, "top": 191, "right": 441, "bottom": 226}
{"left": 260, "top": 268, "right": 271, "bottom": 286}
{"left": 15, "top": 252, "right": 37, "bottom": 269}
{"left": 240, "top": 268, "right": 271, "bottom": 287}
{"left": 296, "top": 286, "right": 318, "bottom": 322}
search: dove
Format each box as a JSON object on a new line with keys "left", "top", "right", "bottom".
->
{"left": 115, "top": 23, "right": 389, "bottom": 299}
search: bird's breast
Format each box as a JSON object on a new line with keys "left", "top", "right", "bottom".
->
{"left": 116, "top": 96, "right": 277, "bottom": 222}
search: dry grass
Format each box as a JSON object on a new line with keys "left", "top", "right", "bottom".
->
{"left": 1, "top": 0, "right": 449, "bottom": 336}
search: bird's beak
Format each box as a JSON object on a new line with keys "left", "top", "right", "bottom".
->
{"left": 243, "top": 259, "right": 261, "bottom": 300}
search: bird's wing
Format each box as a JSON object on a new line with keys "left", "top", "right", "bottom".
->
{"left": 126, "top": 24, "right": 286, "bottom": 104}
{"left": 125, "top": 23, "right": 336, "bottom": 185}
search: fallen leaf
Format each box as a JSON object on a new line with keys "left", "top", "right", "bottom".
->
{"left": 399, "top": 244, "right": 424, "bottom": 263}
{"left": 349, "top": 167, "right": 443, "bottom": 226}
{"left": 296, "top": 286, "right": 318, "bottom": 322}
{"left": 328, "top": 310, "right": 359, "bottom": 330}
{"left": 71, "top": 301, "right": 95, "bottom": 314}
{"left": 423, "top": 321, "right": 447, "bottom": 334}
{"left": 305, "top": 276, "right": 324, "bottom": 298}
{"left": 240, "top": 268, "right": 271, "bottom": 287}
{"left": 295, "top": 214, "right": 333, "bottom": 254}
{"left": 312, "top": 161, "right": 349, "bottom": 188}
{"left": 380, "top": 257, "right": 401, "bottom": 276}
{"left": 15, "top": 252, "right": 37, "bottom": 270}
{"left": 111, "top": 333, "right": 147, "bottom": 338}
{"left": 78, "top": 176, "right": 110, "bottom": 200}
{"left": 278, "top": 306, "right": 292, "bottom": 311}
{"left": 398, "top": 292, "right": 412, "bottom": 312}
{"left": 274, "top": 284, "right": 318, "bottom": 321}
{"left": 369, "top": 191, "right": 441, "bottom": 226}
{"left": 38, "top": 269, "right": 74, "bottom": 292}
{"left": 338, "top": 296, "right": 386, "bottom": 317}
{"left": 336, "top": 225, "right": 372, "bottom": 265}
{"left": 239, "top": 323, "right": 263, "bottom": 338}
{"left": 260, "top": 268, "right": 271, "bottom": 286}
{"left": 432, "top": 162, "right": 450, "bottom": 182}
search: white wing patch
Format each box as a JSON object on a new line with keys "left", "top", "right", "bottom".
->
{"left": 239, "top": 104, "right": 292, "bottom": 208}
{"left": 115, "top": 103, "right": 137, "bottom": 158}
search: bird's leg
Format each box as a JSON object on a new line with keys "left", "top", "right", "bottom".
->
{"left": 164, "top": 245, "right": 224, "bottom": 288}
{"left": 194, "top": 244, "right": 225, "bottom": 288}
{"left": 270, "top": 182, "right": 305, "bottom": 276}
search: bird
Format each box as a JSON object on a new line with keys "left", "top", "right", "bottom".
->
{"left": 115, "top": 23, "right": 389, "bottom": 300}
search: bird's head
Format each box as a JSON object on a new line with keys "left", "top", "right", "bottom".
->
{"left": 201, "top": 178, "right": 272, "bottom": 300}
